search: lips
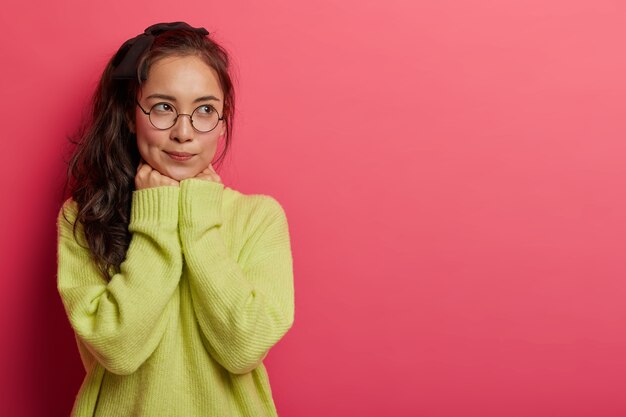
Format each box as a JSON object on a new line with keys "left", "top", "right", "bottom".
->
{"left": 165, "top": 151, "right": 195, "bottom": 161}
{"left": 167, "top": 151, "right": 193, "bottom": 157}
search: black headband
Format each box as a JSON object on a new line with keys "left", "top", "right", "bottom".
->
{"left": 111, "top": 21, "right": 209, "bottom": 80}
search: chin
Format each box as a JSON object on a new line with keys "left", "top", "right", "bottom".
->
{"left": 154, "top": 163, "right": 198, "bottom": 182}
{"left": 168, "top": 168, "right": 200, "bottom": 181}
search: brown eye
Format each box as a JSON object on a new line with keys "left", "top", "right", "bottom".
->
{"left": 152, "top": 103, "right": 175, "bottom": 113}
{"left": 197, "top": 105, "right": 215, "bottom": 115}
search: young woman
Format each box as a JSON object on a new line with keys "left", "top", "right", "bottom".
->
{"left": 57, "top": 22, "right": 294, "bottom": 416}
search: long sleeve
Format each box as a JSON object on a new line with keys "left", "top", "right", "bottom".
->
{"left": 178, "top": 179, "right": 295, "bottom": 375}
{"left": 56, "top": 186, "right": 182, "bottom": 375}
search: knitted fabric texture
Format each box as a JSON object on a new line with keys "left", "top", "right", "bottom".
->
{"left": 57, "top": 179, "right": 294, "bottom": 416}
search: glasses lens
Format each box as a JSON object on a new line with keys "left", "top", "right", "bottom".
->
{"left": 191, "top": 105, "right": 220, "bottom": 132}
{"left": 149, "top": 103, "right": 177, "bottom": 129}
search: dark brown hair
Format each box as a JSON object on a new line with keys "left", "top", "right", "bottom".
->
{"left": 66, "top": 28, "right": 235, "bottom": 280}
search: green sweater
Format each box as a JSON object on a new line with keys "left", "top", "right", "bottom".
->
{"left": 57, "top": 179, "right": 295, "bottom": 416}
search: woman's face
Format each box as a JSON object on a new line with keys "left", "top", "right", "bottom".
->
{"left": 134, "top": 54, "right": 225, "bottom": 181}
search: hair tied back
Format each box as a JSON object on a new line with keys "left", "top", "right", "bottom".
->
{"left": 111, "top": 21, "right": 210, "bottom": 80}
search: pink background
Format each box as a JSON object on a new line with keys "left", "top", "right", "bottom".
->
{"left": 1, "top": 1, "right": 626, "bottom": 416}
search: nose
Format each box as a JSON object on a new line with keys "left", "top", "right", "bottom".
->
{"left": 170, "top": 113, "right": 194, "bottom": 142}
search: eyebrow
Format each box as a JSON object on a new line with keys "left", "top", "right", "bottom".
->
{"left": 146, "top": 93, "right": 221, "bottom": 102}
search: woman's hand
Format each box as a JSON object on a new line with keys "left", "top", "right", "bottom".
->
{"left": 135, "top": 161, "right": 180, "bottom": 190}
{"left": 194, "top": 163, "right": 222, "bottom": 184}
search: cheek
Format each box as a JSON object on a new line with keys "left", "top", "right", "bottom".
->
{"left": 200, "top": 138, "right": 219, "bottom": 158}
{"left": 136, "top": 122, "right": 164, "bottom": 149}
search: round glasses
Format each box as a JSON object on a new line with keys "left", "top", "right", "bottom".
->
{"left": 136, "top": 100, "right": 223, "bottom": 133}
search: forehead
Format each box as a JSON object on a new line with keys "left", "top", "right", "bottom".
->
{"left": 141, "top": 55, "right": 223, "bottom": 100}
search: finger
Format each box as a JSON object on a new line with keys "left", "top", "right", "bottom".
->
{"left": 137, "top": 163, "right": 152, "bottom": 176}
{"left": 197, "top": 168, "right": 212, "bottom": 177}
